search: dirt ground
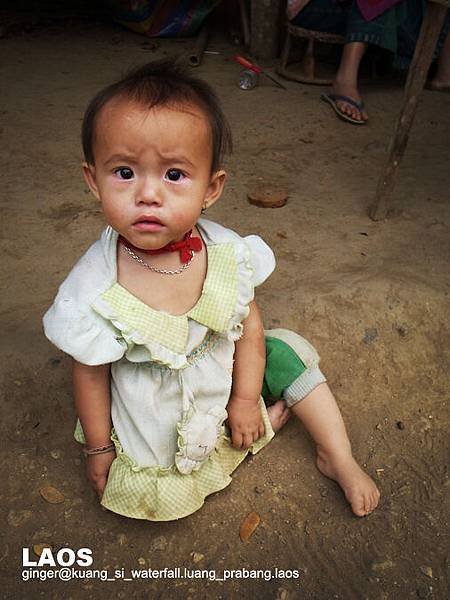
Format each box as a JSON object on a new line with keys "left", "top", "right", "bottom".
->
{"left": 1, "top": 10, "right": 449, "bottom": 600}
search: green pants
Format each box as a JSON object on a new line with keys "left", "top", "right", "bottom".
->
{"left": 263, "top": 329, "right": 326, "bottom": 407}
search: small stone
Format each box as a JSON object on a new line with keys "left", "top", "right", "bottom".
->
{"left": 137, "top": 557, "right": 146, "bottom": 566}
{"left": 239, "top": 511, "right": 261, "bottom": 543}
{"left": 191, "top": 552, "right": 204, "bottom": 563}
{"left": 117, "top": 534, "right": 128, "bottom": 546}
{"left": 371, "top": 560, "right": 395, "bottom": 572}
{"left": 33, "top": 544, "right": 52, "bottom": 557}
{"left": 7, "top": 509, "right": 33, "bottom": 527}
{"left": 254, "top": 485, "right": 264, "bottom": 494}
{"left": 363, "top": 328, "right": 378, "bottom": 344}
{"left": 150, "top": 536, "right": 168, "bottom": 552}
{"left": 39, "top": 485, "right": 65, "bottom": 504}
{"left": 396, "top": 324, "right": 409, "bottom": 337}
{"left": 247, "top": 186, "right": 288, "bottom": 208}
{"left": 50, "top": 449, "right": 61, "bottom": 460}
{"left": 396, "top": 421, "right": 405, "bottom": 430}
{"left": 277, "top": 588, "right": 290, "bottom": 600}
{"left": 375, "top": 423, "right": 382, "bottom": 430}
{"left": 320, "top": 489, "right": 328, "bottom": 497}
{"left": 419, "top": 566, "right": 433, "bottom": 579}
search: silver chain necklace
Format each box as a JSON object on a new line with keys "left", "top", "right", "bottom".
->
{"left": 122, "top": 243, "right": 196, "bottom": 275}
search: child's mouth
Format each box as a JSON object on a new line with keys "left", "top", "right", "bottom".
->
{"left": 133, "top": 217, "right": 164, "bottom": 232}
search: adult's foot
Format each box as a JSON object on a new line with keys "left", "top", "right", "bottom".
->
{"left": 316, "top": 448, "right": 380, "bottom": 516}
{"left": 267, "top": 400, "right": 291, "bottom": 433}
{"left": 331, "top": 80, "right": 368, "bottom": 122}
{"left": 427, "top": 78, "right": 450, "bottom": 93}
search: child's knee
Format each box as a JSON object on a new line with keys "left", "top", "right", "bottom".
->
{"left": 263, "top": 328, "right": 326, "bottom": 407}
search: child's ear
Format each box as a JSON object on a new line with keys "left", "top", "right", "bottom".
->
{"left": 203, "top": 169, "right": 226, "bottom": 210}
{"left": 82, "top": 162, "right": 100, "bottom": 201}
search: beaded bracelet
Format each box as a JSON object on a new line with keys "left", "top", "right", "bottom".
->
{"left": 83, "top": 443, "right": 115, "bottom": 457}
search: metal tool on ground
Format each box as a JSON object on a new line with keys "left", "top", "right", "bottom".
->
{"left": 234, "top": 55, "right": 286, "bottom": 89}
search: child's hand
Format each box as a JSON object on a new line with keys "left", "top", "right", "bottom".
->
{"left": 85, "top": 451, "right": 116, "bottom": 499}
{"left": 227, "top": 396, "right": 265, "bottom": 449}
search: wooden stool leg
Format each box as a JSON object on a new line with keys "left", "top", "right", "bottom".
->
{"left": 369, "top": 2, "right": 448, "bottom": 221}
{"left": 300, "top": 38, "right": 316, "bottom": 80}
{"left": 279, "top": 31, "right": 292, "bottom": 70}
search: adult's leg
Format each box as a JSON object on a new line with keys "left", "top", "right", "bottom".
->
{"left": 332, "top": 41, "right": 369, "bottom": 121}
{"left": 430, "top": 28, "right": 450, "bottom": 90}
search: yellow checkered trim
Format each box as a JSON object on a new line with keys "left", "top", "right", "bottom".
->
{"left": 98, "top": 400, "right": 274, "bottom": 521}
{"left": 189, "top": 244, "right": 237, "bottom": 332}
{"left": 99, "top": 243, "right": 237, "bottom": 354}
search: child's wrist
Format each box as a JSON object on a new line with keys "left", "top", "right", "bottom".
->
{"left": 228, "top": 393, "right": 260, "bottom": 406}
{"left": 83, "top": 443, "right": 115, "bottom": 457}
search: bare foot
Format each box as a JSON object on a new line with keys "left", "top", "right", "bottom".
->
{"left": 267, "top": 400, "right": 291, "bottom": 433}
{"left": 316, "top": 449, "right": 380, "bottom": 517}
{"left": 427, "top": 78, "right": 450, "bottom": 93}
{"left": 332, "top": 80, "right": 368, "bottom": 122}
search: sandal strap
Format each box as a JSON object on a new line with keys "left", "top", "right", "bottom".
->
{"left": 327, "top": 94, "right": 365, "bottom": 111}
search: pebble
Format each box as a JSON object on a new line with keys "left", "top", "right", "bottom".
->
{"left": 33, "top": 544, "right": 52, "bottom": 557}
{"left": 419, "top": 566, "right": 433, "bottom": 579}
{"left": 138, "top": 557, "right": 146, "bottom": 566}
{"left": 191, "top": 552, "right": 204, "bottom": 563}
{"left": 396, "top": 421, "right": 405, "bottom": 430}
{"left": 117, "top": 533, "right": 128, "bottom": 546}
{"left": 396, "top": 324, "right": 409, "bottom": 337}
{"left": 39, "top": 485, "right": 65, "bottom": 504}
{"left": 363, "top": 328, "right": 378, "bottom": 344}
{"left": 371, "top": 560, "right": 395, "bottom": 572}
{"left": 254, "top": 485, "right": 264, "bottom": 494}
{"left": 150, "top": 535, "right": 168, "bottom": 552}
{"left": 239, "top": 511, "right": 260, "bottom": 543}
{"left": 50, "top": 449, "right": 61, "bottom": 460}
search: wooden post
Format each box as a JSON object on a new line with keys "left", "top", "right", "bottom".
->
{"left": 369, "top": 2, "right": 448, "bottom": 221}
{"left": 250, "top": 0, "right": 283, "bottom": 60}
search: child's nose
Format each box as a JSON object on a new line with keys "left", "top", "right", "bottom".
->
{"left": 136, "top": 176, "right": 163, "bottom": 206}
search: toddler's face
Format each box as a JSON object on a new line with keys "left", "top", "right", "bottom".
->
{"left": 83, "top": 98, "right": 225, "bottom": 249}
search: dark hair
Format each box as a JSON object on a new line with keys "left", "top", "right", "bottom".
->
{"left": 81, "top": 59, "right": 232, "bottom": 173}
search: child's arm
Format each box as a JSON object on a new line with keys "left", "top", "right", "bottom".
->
{"left": 72, "top": 360, "right": 115, "bottom": 498}
{"left": 227, "top": 300, "right": 266, "bottom": 449}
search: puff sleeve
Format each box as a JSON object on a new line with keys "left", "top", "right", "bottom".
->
{"left": 42, "top": 229, "right": 127, "bottom": 366}
{"left": 242, "top": 234, "right": 276, "bottom": 287}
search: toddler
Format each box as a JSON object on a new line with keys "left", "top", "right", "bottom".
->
{"left": 43, "top": 60, "right": 380, "bottom": 521}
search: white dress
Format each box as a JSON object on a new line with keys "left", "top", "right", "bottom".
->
{"left": 43, "top": 218, "right": 278, "bottom": 521}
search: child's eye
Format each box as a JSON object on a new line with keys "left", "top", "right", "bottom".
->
{"left": 164, "top": 169, "right": 185, "bottom": 183}
{"left": 114, "top": 167, "right": 134, "bottom": 180}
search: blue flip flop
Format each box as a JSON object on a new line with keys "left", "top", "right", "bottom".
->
{"left": 320, "top": 93, "right": 367, "bottom": 125}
